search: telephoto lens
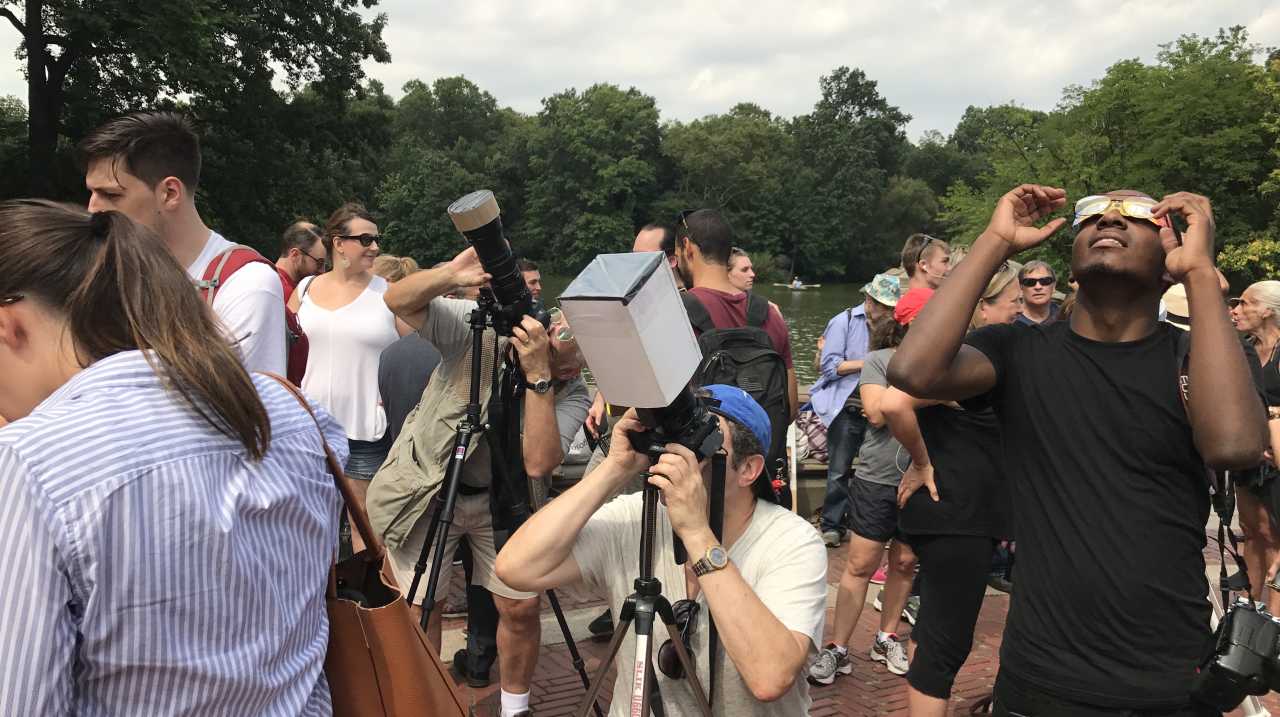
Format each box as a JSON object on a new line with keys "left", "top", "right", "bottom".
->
{"left": 448, "top": 190, "right": 547, "bottom": 334}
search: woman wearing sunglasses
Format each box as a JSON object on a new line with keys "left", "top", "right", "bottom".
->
{"left": 0, "top": 201, "right": 345, "bottom": 714}
{"left": 1014, "top": 261, "right": 1059, "bottom": 325}
{"left": 289, "top": 202, "right": 413, "bottom": 550}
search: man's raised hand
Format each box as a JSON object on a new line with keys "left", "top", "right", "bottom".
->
{"left": 983, "top": 184, "right": 1068, "bottom": 254}
{"left": 1151, "top": 192, "right": 1217, "bottom": 284}
{"left": 447, "top": 246, "right": 491, "bottom": 292}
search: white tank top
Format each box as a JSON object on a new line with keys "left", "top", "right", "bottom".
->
{"left": 297, "top": 275, "right": 399, "bottom": 441}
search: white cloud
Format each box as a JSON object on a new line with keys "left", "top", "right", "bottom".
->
{"left": 1, "top": 0, "right": 1277, "bottom": 139}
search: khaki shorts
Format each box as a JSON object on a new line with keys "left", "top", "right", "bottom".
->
{"left": 388, "top": 491, "right": 537, "bottom": 604}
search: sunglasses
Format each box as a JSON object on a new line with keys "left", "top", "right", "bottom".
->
{"left": 657, "top": 599, "right": 700, "bottom": 680}
{"left": 911, "top": 235, "right": 945, "bottom": 267}
{"left": 1020, "top": 276, "right": 1056, "bottom": 287}
{"left": 335, "top": 233, "right": 381, "bottom": 247}
{"left": 0, "top": 294, "right": 22, "bottom": 306}
{"left": 1072, "top": 195, "right": 1166, "bottom": 229}
{"left": 1228, "top": 297, "right": 1244, "bottom": 309}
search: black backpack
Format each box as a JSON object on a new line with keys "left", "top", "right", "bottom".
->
{"left": 682, "top": 292, "right": 791, "bottom": 498}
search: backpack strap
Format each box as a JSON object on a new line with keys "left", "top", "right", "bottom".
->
{"left": 745, "top": 292, "right": 769, "bottom": 328}
{"left": 197, "top": 244, "right": 272, "bottom": 305}
{"left": 681, "top": 292, "right": 716, "bottom": 334}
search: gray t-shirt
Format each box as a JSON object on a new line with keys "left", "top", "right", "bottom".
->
{"left": 853, "top": 348, "right": 906, "bottom": 487}
{"left": 425, "top": 297, "right": 591, "bottom": 488}
{"left": 572, "top": 494, "right": 828, "bottom": 717}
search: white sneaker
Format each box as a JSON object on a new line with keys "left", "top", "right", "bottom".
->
{"left": 870, "top": 634, "right": 909, "bottom": 676}
{"left": 807, "top": 643, "right": 853, "bottom": 685}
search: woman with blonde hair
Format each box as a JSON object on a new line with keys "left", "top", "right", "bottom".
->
{"left": 373, "top": 254, "right": 420, "bottom": 283}
{"left": 1231, "top": 280, "right": 1280, "bottom": 611}
{"left": 0, "top": 200, "right": 345, "bottom": 713}
{"left": 874, "top": 260, "right": 1021, "bottom": 716}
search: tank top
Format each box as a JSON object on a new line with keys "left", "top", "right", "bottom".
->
{"left": 297, "top": 274, "right": 399, "bottom": 441}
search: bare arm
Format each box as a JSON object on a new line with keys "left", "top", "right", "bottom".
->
{"left": 836, "top": 359, "right": 864, "bottom": 377}
{"left": 509, "top": 316, "right": 564, "bottom": 478}
{"left": 881, "top": 388, "right": 943, "bottom": 507}
{"left": 889, "top": 185, "right": 1066, "bottom": 400}
{"left": 860, "top": 383, "right": 888, "bottom": 427}
{"left": 383, "top": 247, "right": 489, "bottom": 330}
{"left": 495, "top": 414, "right": 651, "bottom": 591}
{"left": 1153, "top": 193, "right": 1267, "bottom": 469}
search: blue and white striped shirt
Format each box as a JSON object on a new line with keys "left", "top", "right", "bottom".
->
{"left": 0, "top": 351, "right": 348, "bottom": 715}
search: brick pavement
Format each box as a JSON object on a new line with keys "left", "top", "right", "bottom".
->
{"left": 441, "top": 533, "right": 1280, "bottom": 716}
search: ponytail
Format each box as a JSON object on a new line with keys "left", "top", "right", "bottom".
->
{"left": 0, "top": 200, "right": 271, "bottom": 459}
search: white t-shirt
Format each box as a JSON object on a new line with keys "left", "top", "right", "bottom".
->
{"left": 297, "top": 275, "right": 400, "bottom": 441}
{"left": 572, "top": 494, "right": 828, "bottom": 717}
{"left": 185, "top": 231, "right": 287, "bottom": 375}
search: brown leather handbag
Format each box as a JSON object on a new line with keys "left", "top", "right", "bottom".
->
{"left": 270, "top": 375, "right": 467, "bottom": 717}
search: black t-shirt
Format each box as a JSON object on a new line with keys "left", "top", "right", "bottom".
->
{"left": 1255, "top": 342, "right": 1280, "bottom": 407}
{"left": 898, "top": 403, "right": 1011, "bottom": 539}
{"left": 964, "top": 320, "right": 1211, "bottom": 709}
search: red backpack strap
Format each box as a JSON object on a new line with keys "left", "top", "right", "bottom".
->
{"left": 197, "top": 245, "right": 272, "bottom": 304}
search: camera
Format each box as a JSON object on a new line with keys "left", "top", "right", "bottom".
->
{"left": 629, "top": 386, "right": 724, "bottom": 462}
{"left": 448, "top": 189, "right": 549, "bottom": 335}
{"left": 1192, "top": 597, "right": 1280, "bottom": 709}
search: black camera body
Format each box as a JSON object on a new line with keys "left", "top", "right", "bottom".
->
{"left": 448, "top": 190, "right": 549, "bottom": 336}
{"left": 628, "top": 387, "right": 724, "bottom": 463}
{"left": 1193, "top": 597, "right": 1280, "bottom": 710}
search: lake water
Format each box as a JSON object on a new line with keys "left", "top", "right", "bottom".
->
{"left": 543, "top": 275, "right": 867, "bottom": 388}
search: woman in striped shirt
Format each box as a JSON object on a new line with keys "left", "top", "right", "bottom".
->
{"left": 0, "top": 200, "right": 346, "bottom": 715}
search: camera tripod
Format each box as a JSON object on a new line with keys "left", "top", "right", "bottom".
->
{"left": 403, "top": 292, "right": 602, "bottom": 716}
{"left": 574, "top": 452, "right": 727, "bottom": 717}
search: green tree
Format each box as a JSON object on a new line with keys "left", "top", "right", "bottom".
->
{"left": 522, "top": 84, "right": 662, "bottom": 270}
{"left": 4, "top": 0, "right": 389, "bottom": 195}
{"left": 789, "top": 66, "right": 911, "bottom": 278}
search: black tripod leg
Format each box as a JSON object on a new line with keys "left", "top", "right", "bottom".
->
{"left": 404, "top": 495, "right": 445, "bottom": 607}
{"left": 657, "top": 618, "right": 712, "bottom": 717}
{"left": 576, "top": 602, "right": 636, "bottom": 717}
{"left": 546, "top": 589, "right": 604, "bottom": 717}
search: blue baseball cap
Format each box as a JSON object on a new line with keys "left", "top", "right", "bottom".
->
{"left": 702, "top": 384, "right": 771, "bottom": 454}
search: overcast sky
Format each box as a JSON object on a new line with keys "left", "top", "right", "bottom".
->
{"left": 3, "top": 1, "right": 1279, "bottom": 140}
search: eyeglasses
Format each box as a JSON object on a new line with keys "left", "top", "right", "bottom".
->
{"left": 335, "top": 233, "right": 381, "bottom": 247}
{"left": 304, "top": 251, "right": 327, "bottom": 265}
{"left": 1072, "top": 195, "right": 1165, "bottom": 229}
{"left": 0, "top": 294, "right": 22, "bottom": 306}
{"left": 1020, "top": 276, "right": 1056, "bottom": 288}
{"left": 1228, "top": 297, "right": 1244, "bottom": 309}
{"left": 657, "top": 599, "right": 700, "bottom": 679}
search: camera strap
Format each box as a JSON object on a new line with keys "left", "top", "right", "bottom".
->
{"left": 1176, "top": 333, "right": 1250, "bottom": 599}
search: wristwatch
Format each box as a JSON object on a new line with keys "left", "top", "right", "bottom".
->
{"left": 692, "top": 544, "right": 729, "bottom": 577}
{"left": 528, "top": 377, "right": 553, "bottom": 395}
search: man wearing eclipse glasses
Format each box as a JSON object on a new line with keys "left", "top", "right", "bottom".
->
{"left": 889, "top": 186, "right": 1266, "bottom": 715}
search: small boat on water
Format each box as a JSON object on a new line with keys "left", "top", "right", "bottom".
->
{"left": 773, "top": 282, "right": 822, "bottom": 290}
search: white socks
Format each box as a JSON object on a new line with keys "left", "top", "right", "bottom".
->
{"left": 500, "top": 689, "right": 530, "bottom": 717}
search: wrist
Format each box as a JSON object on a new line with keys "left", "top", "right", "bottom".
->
{"left": 681, "top": 527, "right": 718, "bottom": 557}
{"left": 1180, "top": 265, "right": 1219, "bottom": 287}
{"left": 974, "top": 231, "right": 1018, "bottom": 260}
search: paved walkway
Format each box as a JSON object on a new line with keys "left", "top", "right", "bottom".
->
{"left": 438, "top": 530, "right": 1280, "bottom": 716}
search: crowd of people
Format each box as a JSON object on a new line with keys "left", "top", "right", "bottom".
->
{"left": 0, "top": 109, "right": 1276, "bottom": 717}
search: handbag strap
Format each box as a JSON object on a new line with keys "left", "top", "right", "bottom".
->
{"left": 261, "top": 372, "right": 385, "bottom": 555}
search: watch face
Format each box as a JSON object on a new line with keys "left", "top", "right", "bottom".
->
{"left": 708, "top": 546, "right": 728, "bottom": 568}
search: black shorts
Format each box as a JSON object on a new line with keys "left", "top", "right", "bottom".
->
{"left": 848, "top": 478, "right": 901, "bottom": 543}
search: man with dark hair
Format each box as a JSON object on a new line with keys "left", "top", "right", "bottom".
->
{"left": 276, "top": 221, "right": 326, "bottom": 297}
{"left": 516, "top": 258, "right": 542, "bottom": 301}
{"left": 675, "top": 209, "right": 798, "bottom": 419}
{"left": 889, "top": 185, "right": 1267, "bottom": 715}
{"left": 900, "top": 233, "right": 951, "bottom": 291}
{"left": 496, "top": 385, "right": 828, "bottom": 716}
{"left": 634, "top": 222, "right": 681, "bottom": 288}
{"left": 80, "top": 111, "right": 287, "bottom": 374}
